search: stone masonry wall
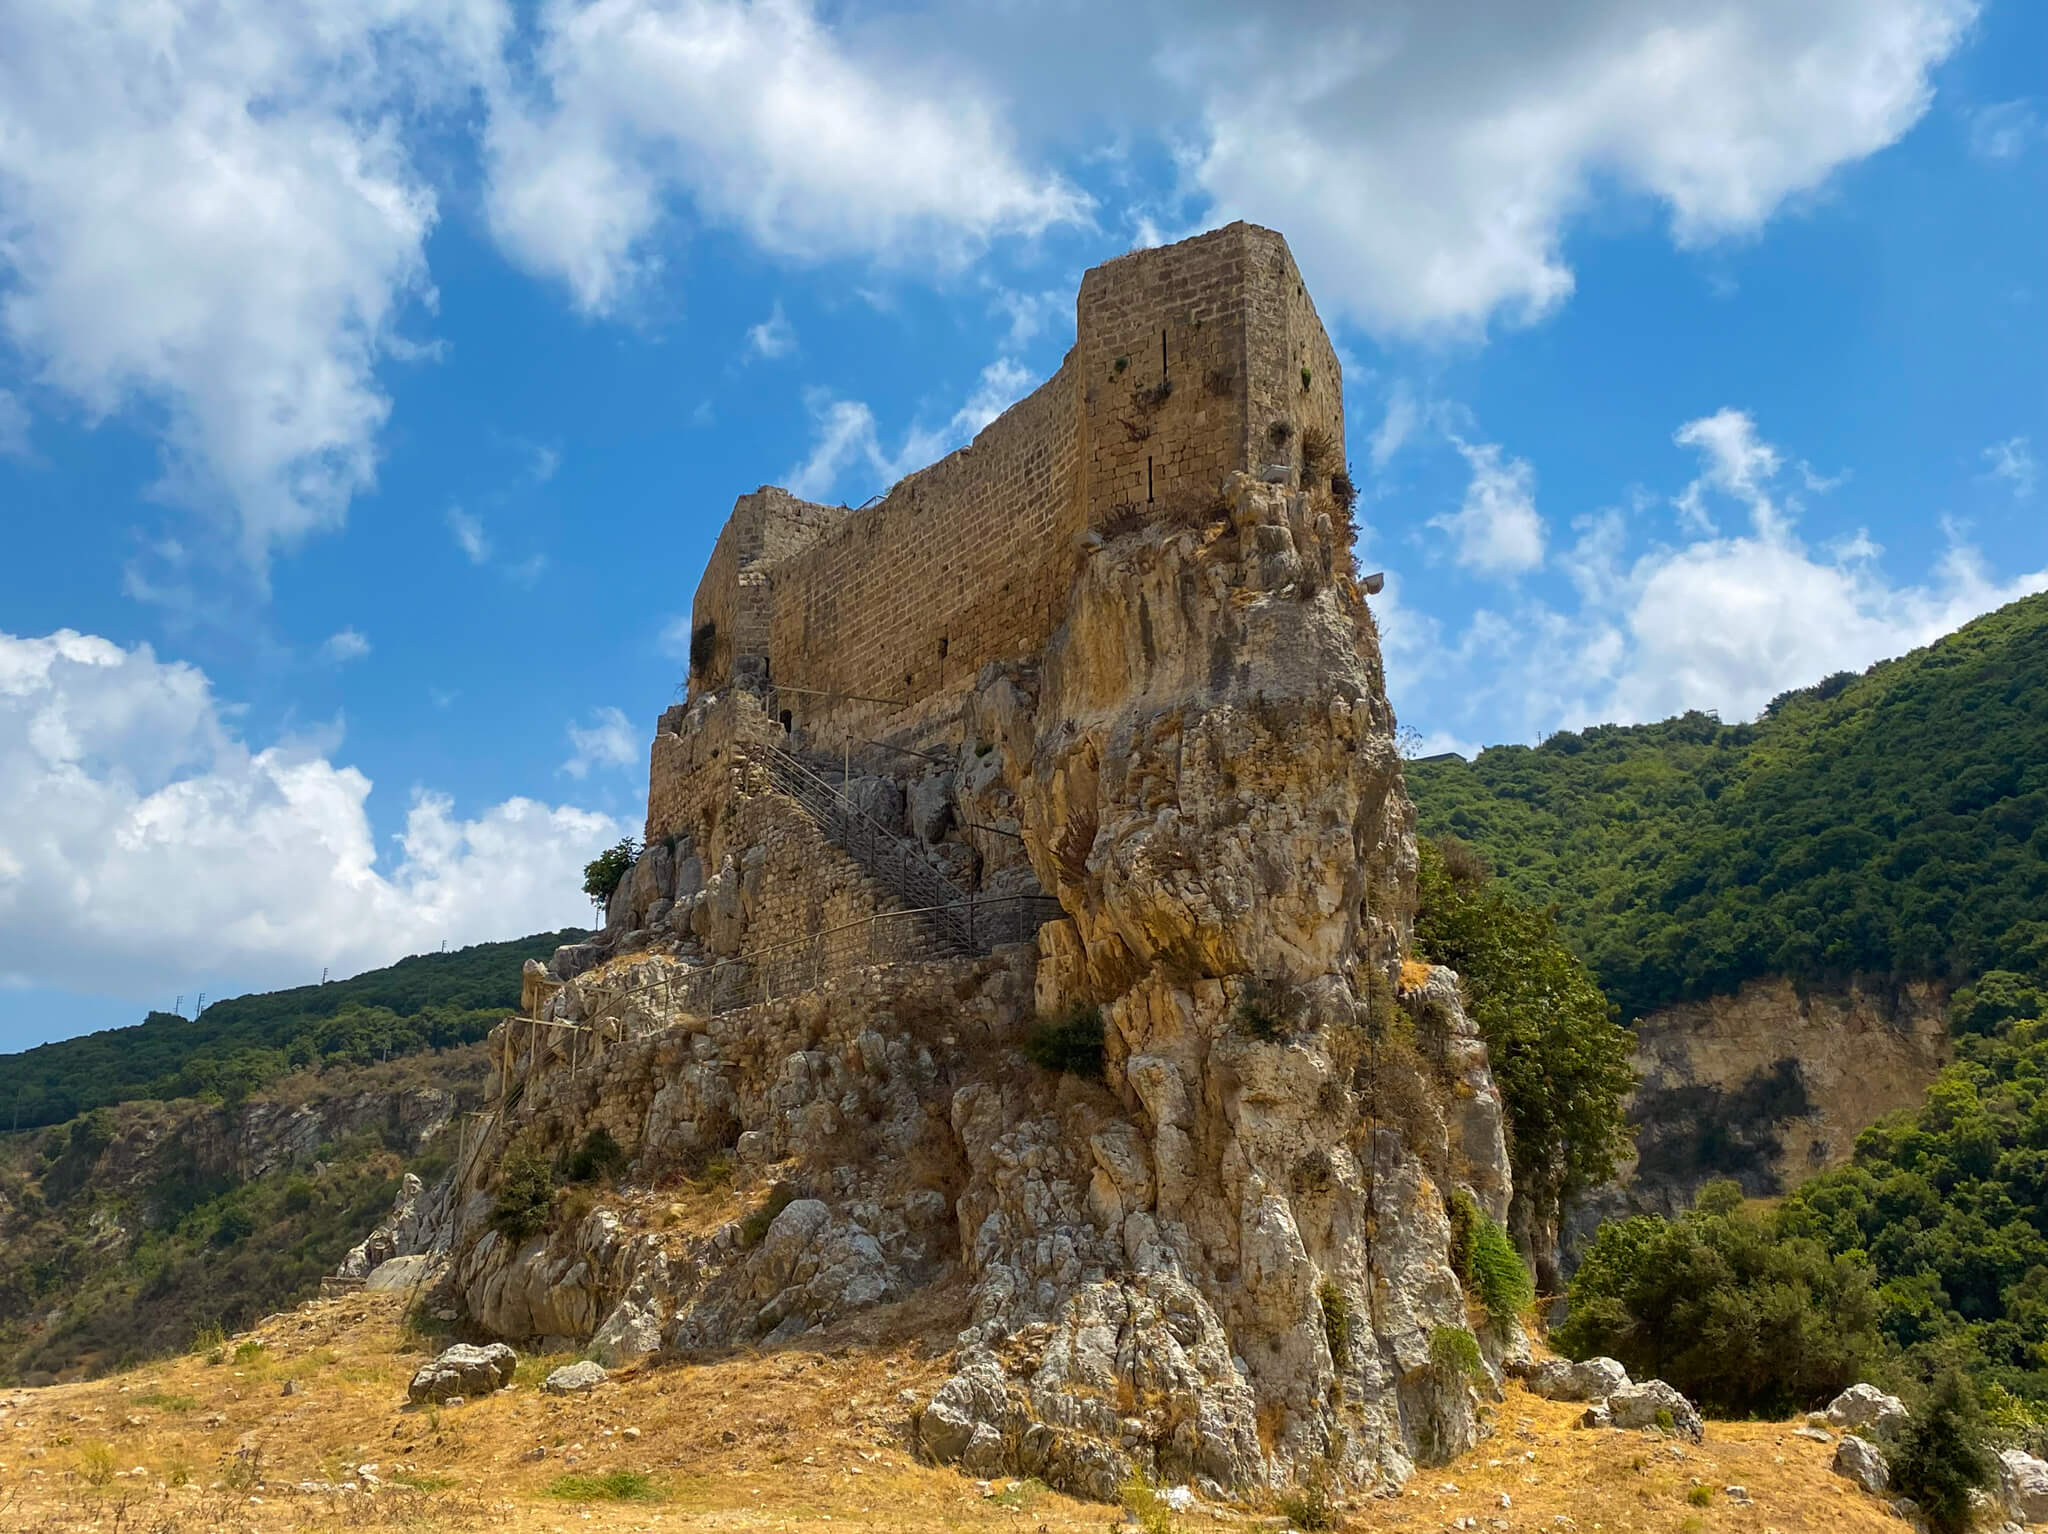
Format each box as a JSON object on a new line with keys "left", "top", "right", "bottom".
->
{"left": 762, "top": 359, "right": 1082, "bottom": 734}
{"left": 667, "top": 222, "right": 1340, "bottom": 771}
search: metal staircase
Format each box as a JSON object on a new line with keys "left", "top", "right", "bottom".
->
{"left": 757, "top": 740, "right": 1059, "bottom": 954}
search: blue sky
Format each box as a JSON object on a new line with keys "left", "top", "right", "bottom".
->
{"left": 1, "top": 0, "right": 2043, "bottom": 1049}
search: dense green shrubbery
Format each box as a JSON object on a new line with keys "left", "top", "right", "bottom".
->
{"left": 1022, "top": 1005, "right": 1106, "bottom": 1079}
{"left": 582, "top": 838, "right": 639, "bottom": 916}
{"left": 1777, "top": 1004, "right": 2048, "bottom": 1408}
{"left": 1890, "top": 1371, "right": 1994, "bottom": 1534}
{"left": 1562, "top": 992, "right": 2048, "bottom": 1422}
{"left": 1414, "top": 841, "right": 1635, "bottom": 1276}
{"left": 0, "top": 932, "right": 582, "bottom": 1129}
{"left": 1407, "top": 592, "right": 2048, "bottom": 1020}
{"left": 1557, "top": 1179, "right": 1882, "bottom": 1416}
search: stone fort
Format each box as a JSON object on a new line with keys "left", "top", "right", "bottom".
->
{"left": 656, "top": 220, "right": 1345, "bottom": 837}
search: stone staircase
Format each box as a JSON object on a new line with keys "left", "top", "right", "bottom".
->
{"left": 756, "top": 741, "right": 1055, "bottom": 955}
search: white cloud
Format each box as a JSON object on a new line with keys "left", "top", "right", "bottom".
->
{"left": 562, "top": 705, "right": 639, "bottom": 778}
{"left": 1164, "top": 0, "right": 1974, "bottom": 336}
{"left": 1673, "top": 407, "right": 1788, "bottom": 537}
{"left": 1431, "top": 439, "right": 1547, "bottom": 575}
{"left": 0, "top": 629, "right": 617, "bottom": 1000}
{"left": 483, "top": 0, "right": 1088, "bottom": 314}
{"left": 447, "top": 506, "right": 492, "bottom": 563}
{"left": 746, "top": 301, "right": 797, "bottom": 360}
{"left": 1984, "top": 435, "right": 2037, "bottom": 498}
{"left": 1387, "top": 409, "right": 2048, "bottom": 748}
{"left": 786, "top": 357, "right": 1037, "bottom": 502}
{"left": 1368, "top": 383, "right": 1419, "bottom": 471}
{"left": 0, "top": 390, "right": 29, "bottom": 458}
{"left": 318, "top": 628, "right": 372, "bottom": 665}
{"left": 0, "top": 0, "right": 502, "bottom": 564}
{"left": 1967, "top": 98, "right": 2043, "bottom": 161}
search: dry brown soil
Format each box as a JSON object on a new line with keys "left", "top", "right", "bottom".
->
{"left": 0, "top": 1289, "right": 1909, "bottom": 1533}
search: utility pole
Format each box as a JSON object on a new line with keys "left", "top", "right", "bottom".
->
{"left": 195, "top": 993, "right": 206, "bottom": 1015}
{"left": 174, "top": 994, "right": 183, "bottom": 1018}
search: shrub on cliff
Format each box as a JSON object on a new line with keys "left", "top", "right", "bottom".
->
{"left": 1557, "top": 1181, "right": 1882, "bottom": 1417}
{"left": 491, "top": 1139, "right": 557, "bottom": 1243}
{"left": 1022, "top": 1005, "right": 1106, "bottom": 1080}
{"left": 582, "top": 838, "right": 639, "bottom": 917}
{"left": 1414, "top": 839, "right": 1635, "bottom": 1280}
{"left": 1447, "top": 1189, "right": 1534, "bottom": 1320}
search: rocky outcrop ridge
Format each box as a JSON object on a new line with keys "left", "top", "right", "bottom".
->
{"left": 446, "top": 476, "right": 1519, "bottom": 1505}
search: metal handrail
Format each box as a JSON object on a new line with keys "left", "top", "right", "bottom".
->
{"left": 756, "top": 741, "right": 982, "bottom": 951}
{"left": 551, "top": 894, "right": 1064, "bottom": 1042}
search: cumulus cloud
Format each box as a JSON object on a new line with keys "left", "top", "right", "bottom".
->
{"left": 786, "top": 358, "right": 1036, "bottom": 502}
{"left": 1431, "top": 439, "right": 1547, "bottom": 575}
{"left": 1162, "top": 0, "right": 1974, "bottom": 335}
{"left": 318, "top": 628, "right": 372, "bottom": 665}
{"left": 0, "top": 0, "right": 501, "bottom": 565}
{"left": 482, "top": 0, "right": 1088, "bottom": 314}
{"left": 1387, "top": 409, "right": 2048, "bottom": 747}
{"left": 561, "top": 705, "right": 640, "bottom": 778}
{"left": 0, "top": 629, "right": 618, "bottom": 1001}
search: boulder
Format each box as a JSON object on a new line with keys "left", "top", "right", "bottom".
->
{"left": 1516, "top": 1356, "right": 1629, "bottom": 1403}
{"left": 542, "top": 1361, "right": 608, "bottom": 1395}
{"left": 1825, "top": 1382, "right": 1909, "bottom": 1435}
{"left": 1832, "top": 1434, "right": 1889, "bottom": 1495}
{"left": 407, "top": 1343, "right": 517, "bottom": 1404}
{"left": 1999, "top": 1449, "right": 2048, "bottom": 1524}
{"left": 1606, "top": 1380, "right": 1704, "bottom": 1442}
{"left": 907, "top": 771, "right": 955, "bottom": 844}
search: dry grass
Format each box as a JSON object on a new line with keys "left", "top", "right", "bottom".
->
{"left": 0, "top": 1290, "right": 1912, "bottom": 1532}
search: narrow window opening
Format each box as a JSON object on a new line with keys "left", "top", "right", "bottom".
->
{"left": 1160, "top": 327, "right": 1168, "bottom": 381}
{"left": 1147, "top": 456, "right": 1155, "bottom": 503}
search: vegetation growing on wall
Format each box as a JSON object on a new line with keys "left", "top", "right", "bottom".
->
{"left": 1406, "top": 592, "right": 2048, "bottom": 1021}
{"left": 0, "top": 933, "right": 580, "bottom": 1130}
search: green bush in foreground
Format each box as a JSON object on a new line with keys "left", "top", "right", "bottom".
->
{"left": 1557, "top": 1179, "right": 1881, "bottom": 1417}
{"left": 1889, "top": 1372, "right": 1992, "bottom": 1534}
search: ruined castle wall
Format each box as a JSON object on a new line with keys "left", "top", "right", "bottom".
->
{"left": 761, "top": 359, "right": 1082, "bottom": 731}
{"left": 1076, "top": 225, "right": 1260, "bottom": 530}
{"left": 1242, "top": 234, "right": 1346, "bottom": 490}
{"left": 691, "top": 489, "right": 845, "bottom": 690}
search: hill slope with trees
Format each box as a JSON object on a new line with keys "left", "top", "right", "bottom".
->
{"left": 1406, "top": 592, "right": 2048, "bottom": 1022}
{"left": 0, "top": 931, "right": 583, "bottom": 1129}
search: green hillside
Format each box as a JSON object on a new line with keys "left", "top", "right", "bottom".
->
{"left": 1407, "top": 592, "right": 2048, "bottom": 1021}
{"left": 0, "top": 931, "right": 583, "bottom": 1129}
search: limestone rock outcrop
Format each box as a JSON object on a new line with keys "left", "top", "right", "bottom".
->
{"left": 1832, "top": 1434, "right": 1891, "bottom": 1496}
{"left": 407, "top": 1342, "right": 516, "bottom": 1404}
{"left": 440, "top": 225, "right": 1521, "bottom": 1507}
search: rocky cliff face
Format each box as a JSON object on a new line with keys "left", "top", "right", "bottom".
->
{"left": 445, "top": 475, "right": 1519, "bottom": 1503}
{"left": 1563, "top": 976, "right": 1950, "bottom": 1259}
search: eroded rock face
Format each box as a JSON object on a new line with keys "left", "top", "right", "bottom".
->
{"left": 1998, "top": 1449, "right": 2048, "bottom": 1524}
{"left": 447, "top": 479, "right": 1513, "bottom": 1503}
